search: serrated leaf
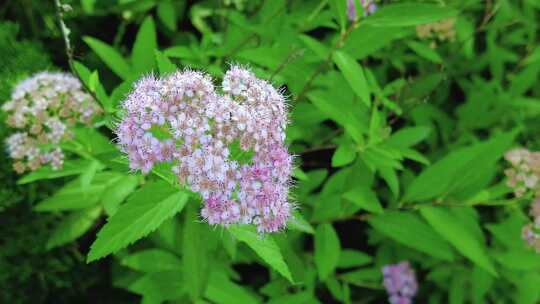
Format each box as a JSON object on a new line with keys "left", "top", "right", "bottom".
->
{"left": 83, "top": 36, "right": 131, "bottom": 79}
{"left": 229, "top": 225, "right": 293, "bottom": 282}
{"left": 121, "top": 249, "right": 182, "bottom": 273}
{"left": 420, "top": 206, "right": 497, "bottom": 276}
{"left": 87, "top": 180, "right": 188, "bottom": 262}
{"left": 368, "top": 211, "right": 454, "bottom": 260}
{"left": 314, "top": 223, "right": 341, "bottom": 280}
{"left": 333, "top": 51, "right": 371, "bottom": 107}
{"left": 47, "top": 206, "right": 102, "bottom": 249}
{"left": 132, "top": 16, "right": 157, "bottom": 75}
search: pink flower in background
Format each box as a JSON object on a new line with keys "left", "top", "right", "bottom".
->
{"left": 361, "top": 0, "right": 377, "bottom": 16}
{"left": 3, "top": 72, "right": 101, "bottom": 173}
{"left": 348, "top": 0, "right": 377, "bottom": 21}
{"left": 347, "top": 0, "right": 357, "bottom": 21}
{"left": 382, "top": 261, "right": 418, "bottom": 304}
{"left": 116, "top": 66, "right": 293, "bottom": 233}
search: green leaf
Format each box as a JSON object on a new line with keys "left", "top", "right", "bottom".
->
{"left": 101, "top": 175, "right": 139, "bottom": 216}
{"left": 299, "top": 34, "right": 329, "bottom": 60}
{"left": 121, "top": 249, "right": 182, "bottom": 273}
{"left": 132, "top": 16, "right": 157, "bottom": 75}
{"left": 368, "top": 211, "right": 454, "bottom": 260}
{"left": 420, "top": 206, "right": 497, "bottom": 276}
{"left": 73, "top": 127, "right": 116, "bottom": 154}
{"left": 314, "top": 223, "right": 341, "bottom": 280}
{"left": 229, "top": 139, "right": 255, "bottom": 164}
{"left": 332, "top": 142, "right": 357, "bottom": 167}
{"left": 183, "top": 204, "right": 209, "bottom": 301}
{"left": 81, "top": 0, "right": 96, "bottom": 14}
{"left": 35, "top": 172, "right": 121, "bottom": 211}
{"left": 404, "top": 132, "right": 516, "bottom": 202}
{"left": 288, "top": 210, "right": 315, "bottom": 234}
{"left": 342, "top": 186, "right": 383, "bottom": 214}
{"left": 343, "top": 24, "right": 412, "bottom": 60}
{"left": 492, "top": 250, "right": 540, "bottom": 270}
{"left": 72, "top": 60, "right": 111, "bottom": 110}
{"left": 340, "top": 268, "right": 382, "bottom": 287}
{"left": 87, "top": 180, "right": 189, "bottom": 262}
{"left": 129, "top": 271, "right": 185, "bottom": 301}
{"left": 378, "top": 166, "right": 399, "bottom": 198}
{"left": 205, "top": 271, "right": 259, "bottom": 304}
{"left": 329, "top": 0, "right": 346, "bottom": 31}
{"left": 229, "top": 225, "right": 293, "bottom": 282}
{"left": 408, "top": 41, "right": 443, "bottom": 64}
{"left": 471, "top": 266, "right": 493, "bottom": 304}
{"left": 365, "top": 3, "right": 458, "bottom": 27}
{"left": 18, "top": 159, "right": 94, "bottom": 184}
{"left": 333, "top": 51, "right": 371, "bottom": 107}
{"left": 292, "top": 168, "right": 309, "bottom": 181}
{"left": 307, "top": 91, "right": 367, "bottom": 143}
{"left": 157, "top": 0, "right": 177, "bottom": 31}
{"left": 164, "top": 46, "right": 198, "bottom": 60}
{"left": 338, "top": 249, "right": 372, "bottom": 268}
{"left": 386, "top": 126, "right": 431, "bottom": 148}
{"left": 155, "top": 50, "right": 177, "bottom": 75}
{"left": 83, "top": 36, "right": 131, "bottom": 79}
{"left": 47, "top": 206, "right": 102, "bottom": 249}
{"left": 513, "top": 272, "right": 540, "bottom": 304}
{"left": 80, "top": 160, "right": 100, "bottom": 192}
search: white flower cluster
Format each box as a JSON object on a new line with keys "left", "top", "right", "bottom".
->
{"left": 3, "top": 72, "right": 101, "bottom": 173}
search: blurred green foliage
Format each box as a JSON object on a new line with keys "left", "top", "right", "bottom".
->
{"left": 3, "top": 0, "right": 540, "bottom": 303}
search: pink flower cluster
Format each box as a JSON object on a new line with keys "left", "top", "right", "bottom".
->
{"left": 504, "top": 148, "right": 540, "bottom": 252}
{"left": 504, "top": 148, "right": 540, "bottom": 197}
{"left": 522, "top": 198, "right": 540, "bottom": 253}
{"left": 2, "top": 72, "right": 101, "bottom": 173}
{"left": 116, "top": 66, "right": 293, "bottom": 233}
{"left": 382, "top": 261, "right": 418, "bottom": 304}
{"left": 347, "top": 0, "right": 377, "bottom": 21}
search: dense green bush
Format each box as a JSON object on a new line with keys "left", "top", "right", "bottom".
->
{"left": 3, "top": 0, "right": 540, "bottom": 303}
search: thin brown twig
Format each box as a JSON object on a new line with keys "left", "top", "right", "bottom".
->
{"left": 299, "top": 144, "right": 337, "bottom": 155}
{"left": 269, "top": 48, "right": 304, "bottom": 82}
{"left": 294, "top": 21, "right": 359, "bottom": 103}
{"left": 53, "top": 0, "right": 100, "bottom": 104}
{"left": 223, "top": 5, "right": 286, "bottom": 59}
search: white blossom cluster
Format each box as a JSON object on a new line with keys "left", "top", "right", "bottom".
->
{"left": 3, "top": 72, "right": 101, "bottom": 173}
